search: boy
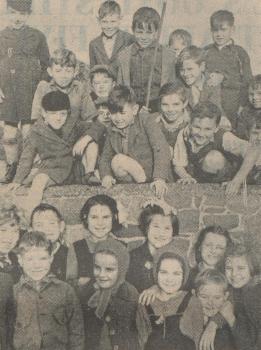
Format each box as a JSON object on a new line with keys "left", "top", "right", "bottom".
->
{"left": 205, "top": 10, "right": 252, "bottom": 129}
{"left": 99, "top": 85, "right": 171, "bottom": 198}
{"left": 236, "top": 75, "right": 261, "bottom": 140}
{"left": 89, "top": 0, "right": 135, "bottom": 68}
{"left": 169, "top": 28, "right": 192, "bottom": 57}
{"left": 173, "top": 101, "right": 251, "bottom": 184}
{"left": 31, "top": 48, "right": 96, "bottom": 122}
{"left": 13, "top": 231, "right": 84, "bottom": 350}
{"left": 9, "top": 91, "right": 104, "bottom": 213}
{"left": 116, "top": 7, "right": 176, "bottom": 112}
{"left": 0, "top": 0, "right": 49, "bottom": 184}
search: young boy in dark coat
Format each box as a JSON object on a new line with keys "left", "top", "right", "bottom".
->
{"left": 0, "top": 0, "right": 49, "bottom": 184}
{"left": 89, "top": 0, "right": 134, "bottom": 68}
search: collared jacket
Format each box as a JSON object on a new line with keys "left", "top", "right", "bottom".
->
{"left": 13, "top": 274, "right": 84, "bottom": 350}
{"left": 89, "top": 29, "right": 135, "bottom": 68}
{"left": 0, "top": 25, "right": 49, "bottom": 123}
{"left": 99, "top": 112, "right": 172, "bottom": 182}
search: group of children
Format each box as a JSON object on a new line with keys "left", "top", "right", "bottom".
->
{"left": 0, "top": 0, "right": 260, "bottom": 207}
{"left": 0, "top": 193, "right": 260, "bottom": 350}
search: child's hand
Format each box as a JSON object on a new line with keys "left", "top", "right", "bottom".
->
{"left": 219, "top": 301, "right": 235, "bottom": 328}
{"left": 102, "top": 175, "right": 116, "bottom": 189}
{"left": 0, "top": 89, "right": 5, "bottom": 103}
{"left": 150, "top": 179, "right": 168, "bottom": 199}
{"left": 139, "top": 106, "right": 151, "bottom": 114}
{"left": 207, "top": 72, "right": 224, "bottom": 87}
{"left": 78, "top": 277, "right": 91, "bottom": 286}
{"left": 73, "top": 135, "right": 92, "bottom": 156}
{"left": 139, "top": 285, "right": 159, "bottom": 306}
{"left": 199, "top": 320, "right": 218, "bottom": 350}
{"left": 142, "top": 198, "right": 177, "bottom": 215}
{"left": 224, "top": 178, "right": 242, "bottom": 198}
{"left": 177, "top": 176, "right": 197, "bottom": 185}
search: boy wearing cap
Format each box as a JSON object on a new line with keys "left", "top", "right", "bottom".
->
{"left": 8, "top": 91, "right": 105, "bottom": 214}
{"left": 0, "top": 0, "right": 49, "bottom": 184}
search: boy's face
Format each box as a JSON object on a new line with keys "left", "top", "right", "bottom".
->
{"left": 134, "top": 24, "right": 157, "bottom": 49}
{"left": 0, "top": 221, "right": 19, "bottom": 254}
{"left": 158, "top": 258, "right": 183, "bottom": 295}
{"left": 161, "top": 93, "right": 187, "bottom": 122}
{"left": 197, "top": 282, "right": 228, "bottom": 317}
{"left": 94, "top": 252, "right": 118, "bottom": 289}
{"left": 180, "top": 59, "right": 205, "bottom": 87}
{"left": 225, "top": 255, "right": 251, "bottom": 289}
{"left": 190, "top": 117, "right": 218, "bottom": 147}
{"left": 97, "top": 106, "right": 111, "bottom": 126}
{"left": 248, "top": 86, "right": 261, "bottom": 109}
{"left": 92, "top": 73, "right": 115, "bottom": 98}
{"left": 99, "top": 13, "right": 121, "bottom": 38}
{"left": 7, "top": 7, "right": 29, "bottom": 30}
{"left": 87, "top": 204, "right": 113, "bottom": 240}
{"left": 170, "top": 37, "right": 186, "bottom": 57}
{"left": 31, "top": 210, "right": 64, "bottom": 243}
{"left": 200, "top": 232, "right": 227, "bottom": 268}
{"left": 48, "top": 64, "right": 76, "bottom": 89}
{"left": 43, "top": 110, "right": 68, "bottom": 130}
{"left": 18, "top": 247, "right": 53, "bottom": 281}
{"left": 211, "top": 22, "right": 234, "bottom": 47}
{"left": 110, "top": 103, "right": 138, "bottom": 129}
{"left": 147, "top": 214, "right": 173, "bottom": 249}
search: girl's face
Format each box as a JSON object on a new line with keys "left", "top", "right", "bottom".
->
{"left": 160, "top": 93, "right": 187, "bottom": 122}
{"left": 94, "top": 252, "right": 118, "bottom": 289}
{"left": 7, "top": 7, "right": 29, "bottom": 30}
{"left": 32, "top": 210, "right": 64, "bottom": 243}
{"left": 0, "top": 221, "right": 20, "bottom": 254}
{"left": 225, "top": 255, "right": 251, "bottom": 289}
{"left": 87, "top": 204, "right": 113, "bottom": 240}
{"left": 147, "top": 214, "right": 173, "bottom": 250}
{"left": 158, "top": 258, "right": 183, "bottom": 295}
{"left": 197, "top": 282, "right": 228, "bottom": 317}
{"left": 200, "top": 232, "right": 227, "bottom": 267}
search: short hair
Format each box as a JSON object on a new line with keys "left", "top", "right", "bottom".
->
{"left": 90, "top": 65, "right": 116, "bottom": 83}
{"left": 225, "top": 243, "right": 260, "bottom": 277}
{"left": 15, "top": 231, "right": 53, "bottom": 256}
{"left": 30, "top": 203, "right": 63, "bottom": 226}
{"left": 190, "top": 101, "right": 222, "bottom": 126}
{"left": 194, "top": 225, "right": 231, "bottom": 265}
{"left": 177, "top": 45, "right": 206, "bottom": 67}
{"left": 210, "top": 10, "right": 235, "bottom": 30}
{"left": 159, "top": 81, "right": 188, "bottom": 103}
{"left": 195, "top": 268, "right": 228, "bottom": 292}
{"left": 139, "top": 204, "right": 179, "bottom": 237}
{"left": 80, "top": 194, "right": 121, "bottom": 232}
{"left": 107, "top": 85, "right": 136, "bottom": 114}
{"left": 0, "top": 195, "right": 22, "bottom": 225}
{"left": 49, "top": 48, "right": 77, "bottom": 68}
{"left": 98, "top": 0, "right": 121, "bottom": 19}
{"left": 132, "top": 7, "right": 160, "bottom": 32}
{"left": 169, "top": 29, "right": 192, "bottom": 47}
{"left": 41, "top": 90, "right": 70, "bottom": 112}
{"left": 249, "top": 74, "right": 261, "bottom": 91}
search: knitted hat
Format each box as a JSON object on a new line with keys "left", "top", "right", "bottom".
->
{"left": 7, "top": 0, "right": 32, "bottom": 12}
{"left": 41, "top": 91, "right": 70, "bottom": 112}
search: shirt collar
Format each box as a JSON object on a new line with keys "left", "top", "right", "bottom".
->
{"left": 131, "top": 40, "right": 158, "bottom": 55}
{"left": 193, "top": 75, "right": 205, "bottom": 92}
{"left": 50, "top": 79, "right": 78, "bottom": 93}
{"left": 215, "top": 39, "right": 234, "bottom": 50}
{"left": 159, "top": 110, "right": 190, "bottom": 131}
{"left": 111, "top": 118, "right": 135, "bottom": 136}
{"left": 19, "top": 273, "right": 58, "bottom": 290}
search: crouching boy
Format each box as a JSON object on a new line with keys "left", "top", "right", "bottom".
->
{"left": 99, "top": 85, "right": 171, "bottom": 198}
{"left": 13, "top": 231, "right": 84, "bottom": 350}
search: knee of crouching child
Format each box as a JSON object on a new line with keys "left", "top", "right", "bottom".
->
{"left": 202, "top": 151, "right": 226, "bottom": 174}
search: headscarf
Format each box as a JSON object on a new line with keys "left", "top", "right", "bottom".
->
{"left": 88, "top": 238, "right": 130, "bottom": 319}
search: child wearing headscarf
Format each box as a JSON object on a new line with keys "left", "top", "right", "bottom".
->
{"left": 80, "top": 238, "right": 150, "bottom": 350}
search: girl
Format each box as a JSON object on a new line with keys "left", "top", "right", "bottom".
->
{"left": 144, "top": 249, "right": 196, "bottom": 350}
{"left": 127, "top": 202, "right": 187, "bottom": 292}
{"left": 80, "top": 238, "right": 149, "bottom": 350}
{"left": 186, "top": 225, "right": 232, "bottom": 290}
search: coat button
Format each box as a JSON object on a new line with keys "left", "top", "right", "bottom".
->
{"left": 105, "top": 315, "right": 111, "bottom": 323}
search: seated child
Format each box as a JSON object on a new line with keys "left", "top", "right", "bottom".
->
{"left": 204, "top": 10, "right": 252, "bottom": 128}
{"left": 127, "top": 201, "right": 188, "bottom": 292}
{"left": 173, "top": 101, "right": 250, "bottom": 184}
{"left": 169, "top": 28, "right": 192, "bottom": 57}
{"left": 99, "top": 85, "right": 171, "bottom": 198}
{"left": 13, "top": 231, "right": 84, "bottom": 350}
{"left": 89, "top": 0, "right": 135, "bottom": 68}
{"left": 236, "top": 75, "right": 261, "bottom": 140}
{"left": 10, "top": 90, "right": 104, "bottom": 213}
{"left": 116, "top": 7, "right": 176, "bottom": 112}
{"left": 31, "top": 48, "right": 96, "bottom": 122}
{"left": 143, "top": 249, "right": 196, "bottom": 350}
{"left": 30, "top": 203, "right": 68, "bottom": 281}
{"left": 80, "top": 238, "right": 149, "bottom": 350}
